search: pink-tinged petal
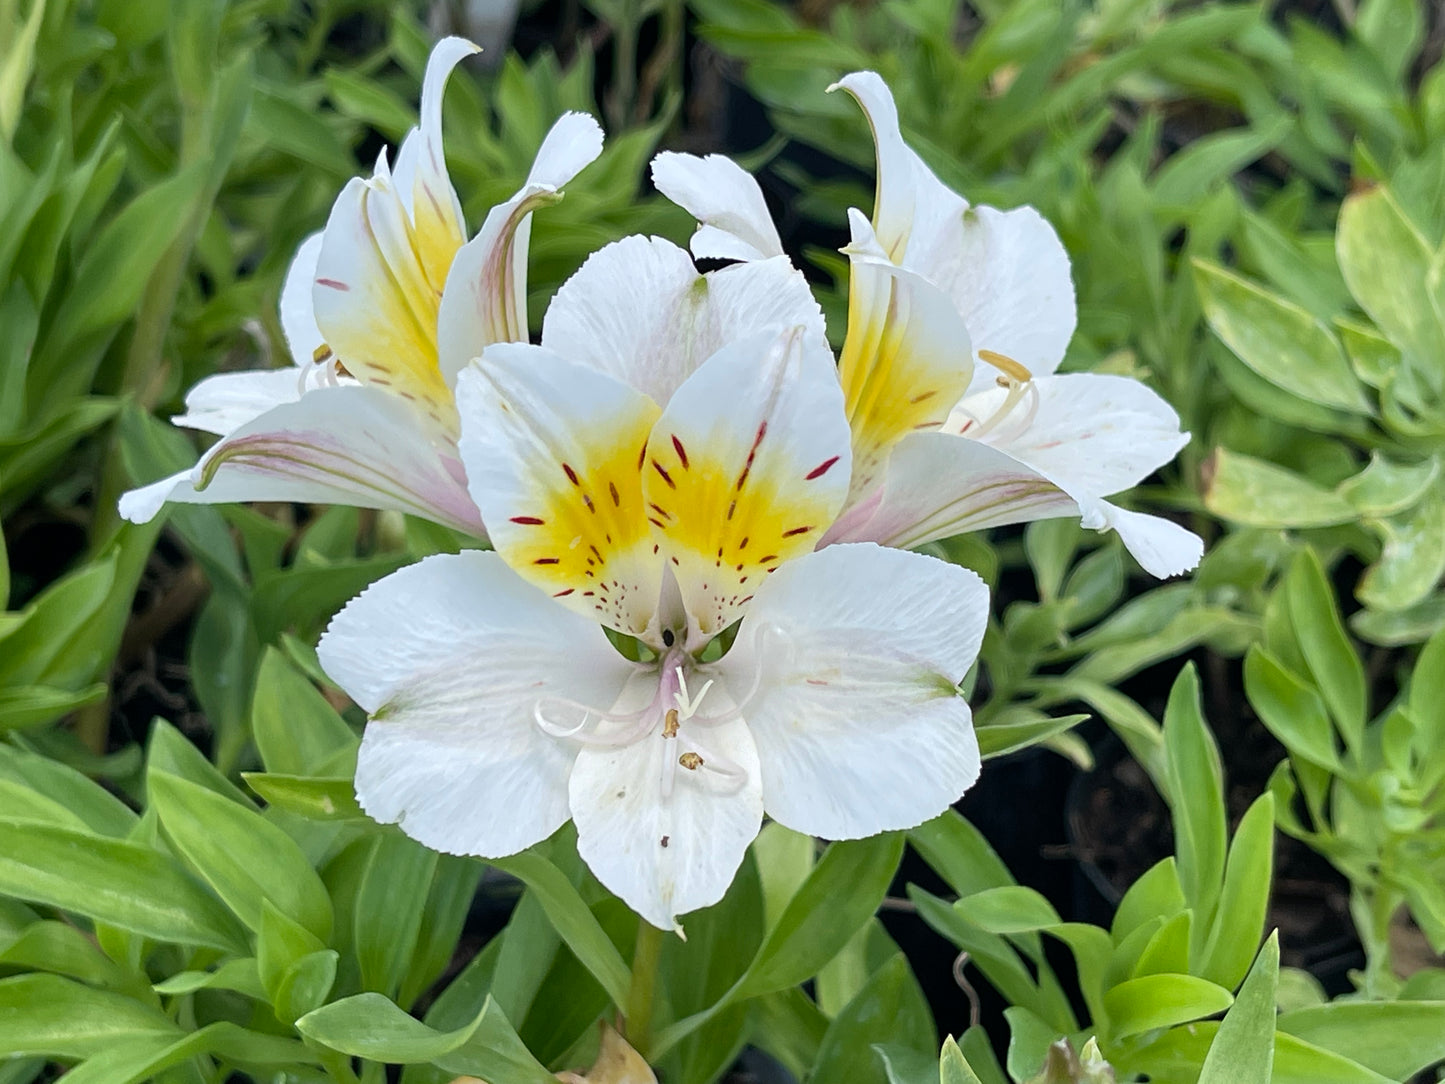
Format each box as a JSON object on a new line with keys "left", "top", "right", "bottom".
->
{"left": 719, "top": 543, "right": 984, "bottom": 839}
{"left": 455, "top": 343, "right": 664, "bottom": 640}
{"left": 120, "top": 385, "right": 482, "bottom": 534}
{"left": 1080, "top": 500, "right": 1203, "bottom": 578}
{"left": 279, "top": 232, "right": 325, "bottom": 366}
{"left": 570, "top": 673, "right": 762, "bottom": 932}
{"left": 948, "top": 373, "right": 1191, "bottom": 498}
{"left": 820, "top": 430, "right": 1077, "bottom": 550}
{"left": 828, "top": 407, "right": 1200, "bottom": 577}
{"left": 642, "top": 326, "right": 851, "bottom": 646}
{"left": 651, "top": 151, "right": 784, "bottom": 262}
{"left": 319, "top": 550, "right": 634, "bottom": 859}
{"left": 435, "top": 111, "right": 604, "bottom": 383}
{"left": 541, "top": 234, "right": 825, "bottom": 404}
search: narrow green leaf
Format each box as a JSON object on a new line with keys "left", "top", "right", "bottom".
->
{"left": 400, "top": 855, "right": 483, "bottom": 1009}
{"left": 814, "top": 955, "right": 934, "bottom": 1084}
{"left": 148, "top": 718, "right": 254, "bottom": 806}
{"left": 1244, "top": 647, "right": 1343, "bottom": 771}
{"left": 0, "top": 818, "right": 246, "bottom": 952}
{"left": 1111, "top": 858, "right": 1187, "bottom": 942}
{"left": 1338, "top": 454, "right": 1439, "bottom": 517}
{"left": 1337, "top": 185, "right": 1445, "bottom": 380}
{"left": 1162, "top": 666, "right": 1228, "bottom": 926}
{"left": 1198, "top": 795, "right": 1275, "bottom": 990}
{"left": 1132, "top": 911, "right": 1192, "bottom": 977}
{"left": 300, "top": 992, "right": 553, "bottom": 1083}
{"left": 58, "top": 1021, "right": 314, "bottom": 1084}
{"left": 909, "top": 811, "right": 1014, "bottom": 897}
{"left": 51, "top": 163, "right": 208, "bottom": 349}
{"left": 149, "top": 770, "right": 333, "bottom": 940}
{"left": 241, "top": 773, "right": 365, "bottom": 820}
{"left": 940, "top": 1036, "right": 986, "bottom": 1084}
{"left": 1278, "top": 1000, "right": 1445, "bottom": 1082}
{"left": 490, "top": 850, "right": 631, "bottom": 1008}
{"left": 1194, "top": 260, "right": 1370, "bottom": 412}
{"left": 1198, "top": 933, "right": 1279, "bottom": 1084}
{"left": 1358, "top": 492, "right": 1445, "bottom": 611}
{"left": 0, "top": 920, "right": 134, "bottom": 991}
{"left": 0, "top": 974, "right": 178, "bottom": 1058}
{"left": 0, "top": 683, "right": 107, "bottom": 730}
{"left": 251, "top": 647, "right": 357, "bottom": 775}
{"left": 355, "top": 831, "right": 437, "bottom": 999}
{"left": 1284, "top": 550, "right": 1366, "bottom": 749}
{"left": 1103, "top": 973, "right": 1234, "bottom": 1038}
{"left": 739, "top": 833, "right": 904, "bottom": 997}
{"left": 1204, "top": 449, "right": 1356, "bottom": 527}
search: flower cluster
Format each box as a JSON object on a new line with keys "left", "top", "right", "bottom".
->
{"left": 122, "top": 38, "right": 1200, "bottom": 932}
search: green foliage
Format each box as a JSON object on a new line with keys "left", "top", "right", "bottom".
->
{"left": 904, "top": 666, "right": 1430, "bottom": 1084}
{"left": 1252, "top": 548, "right": 1445, "bottom": 997}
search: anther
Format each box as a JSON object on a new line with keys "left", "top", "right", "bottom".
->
{"left": 978, "top": 349, "right": 1033, "bottom": 383}
{"left": 679, "top": 751, "right": 703, "bottom": 770}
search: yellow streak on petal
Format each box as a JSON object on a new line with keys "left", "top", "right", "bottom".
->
{"left": 322, "top": 181, "right": 466, "bottom": 438}
{"left": 494, "top": 399, "right": 662, "bottom": 635}
{"left": 838, "top": 263, "right": 969, "bottom": 500}
{"left": 643, "top": 419, "right": 840, "bottom": 639}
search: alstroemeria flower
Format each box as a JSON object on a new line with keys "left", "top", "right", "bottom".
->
{"left": 120, "top": 36, "right": 603, "bottom": 535}
{"left": 652, "top": 75, "right": 1203, "bottom": 578}
{"left": 317, "top": 318, "right": 988, "bottom": 931}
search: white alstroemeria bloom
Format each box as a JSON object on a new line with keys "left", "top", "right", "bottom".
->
{"left": 120, "top": 36, "right": 603, "bottom": 536}
{"left": 317, "top": 321, "right": 988, "bottom": 932}
{"left": 652, "top": 76, "right": 1203, "bottom": 578}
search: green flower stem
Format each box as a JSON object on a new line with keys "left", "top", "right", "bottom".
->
{"left": 624, "top": 920, "right": 665, "bottom": 1058}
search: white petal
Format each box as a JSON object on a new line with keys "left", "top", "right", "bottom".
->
{"left": 1080, "top": 500, "right": 1203, "bottom": 578}
{"left": 831, "top": 73, "right": 1076, "bottom": 387}
{"left": 719, "top": 543, "right": 985, "bottom": 839}
{"left": 279, "top": 233, "right": 325, "bottom": 366}
{"left": 949, "top": 373, "right": 1191, "bottom": 498}
{"left": 570, "top": 674, "right": 763, "bottom": 931}
{"left": 820, "top": 429, "right": 1078, "bottom": 550}
{"left": 526, "top": 110, "right": 605, "bottom": 188}
{"left": 455, "top": 343, "right": 664, "bottom": 638}
{"left": 827, "top": 419, "right": 1199, "bottom": 578}
{"left": 828, "top": 72, "right": 930, "bottom": 260}
{"left": 642, "top": 326, "right": 851, "bottom": 644}
{"left": 838, "top": 209, "right": 973, "bottom": 501}
{"left": 120, "top": 385, "right": 481, "bottom": 533}
{"left": 651, "top": 151, "right": 784, "bottom": 262}
{"left": 435, "top": 111, "right": 605, "bottom": 384}
{"left": 312, "top": 177, "right": 457, "bottom": 431}
{"left": 119, "top": 470, "right": 192, "bottom": 524}
{"left": 541, "top": 236, "right": 825, "bottom": 404}
{"left": 391, "top": 36, "right": 478, "bottom": 230}
{"left": 938, "top": 205, "right": 1077, "bottom": 392}
{"left": 170, "top": 368, "right": 308, "bottom": 437}
{"left": 319, "top": 550, "right": 634, "bottom": 858}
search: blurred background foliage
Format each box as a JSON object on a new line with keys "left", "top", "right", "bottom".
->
{"left": 3, "top": 0, "right": 1445, "bottom": 1082}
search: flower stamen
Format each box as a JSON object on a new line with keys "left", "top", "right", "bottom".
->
{"left": 954, "top": 349, "right": 1038, "bottom": 442}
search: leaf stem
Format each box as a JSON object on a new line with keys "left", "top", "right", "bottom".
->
{"left": 624, "top": 920, "right": 665, "bottom": 1058}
